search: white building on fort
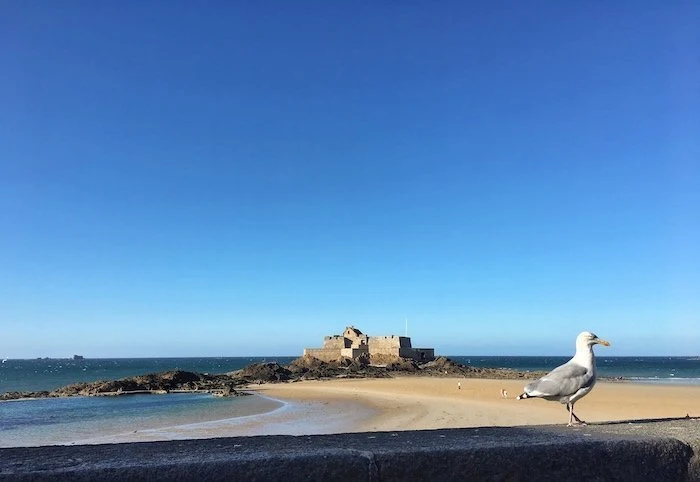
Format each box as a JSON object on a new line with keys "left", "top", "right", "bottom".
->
{"left": 304, "top": 326, "right": 435, "bottom": 363}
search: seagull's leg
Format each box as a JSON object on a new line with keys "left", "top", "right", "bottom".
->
{"left": 567, "top": 403, "right": 587, "bottom": 426}
{"left": 571, "top": 409, "right": 586, "bottom": 425}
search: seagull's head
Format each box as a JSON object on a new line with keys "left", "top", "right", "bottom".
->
{"left": 577, "top": 331, "right": 611, "bottom": 348}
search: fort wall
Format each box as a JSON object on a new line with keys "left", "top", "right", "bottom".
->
{"left": 403, "top": 348, "right": 435, "bottom": 361}
{"left": 304, "top": 326, "right": 435, "bottom": 362}
{"left": 341, "top": 348, "right": 369, "bottom": 359}
{"left": 303, "top": 348, "right": 342, "bottom": 362}
{"left": 322, "top": 336, "right": 346, "bottom": 350}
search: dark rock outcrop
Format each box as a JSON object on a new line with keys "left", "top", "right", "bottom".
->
{"left": 287, "top": 354, "right": 329, "bottom": 373}
{"left": 1, "top": 371, "right": 248, "bottom": 401}
{"left": 285, "top": 355, "right": 390, "bottom": 380}
{"left": 385, "top": 358, "right": 420, "bottom": 372}
{"left": 0, "top": 391, "right": 51, "bottom": 401}
{"left": 281, "top": 355, "right": 548, "bottom": 380}
{"left": 418, "top": 356, "right": 548, "bottom": 379}
{"left": 1, "top": 357, "right": 551, "bottom": 401}
{"left": 230, "top": 362, "right": 292, "bottom": 383}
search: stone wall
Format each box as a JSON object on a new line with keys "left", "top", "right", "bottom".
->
{"left": 343, "top": 327, "right": 368, "bottom": 348}
{"left": 303, "top": 348, "right": 341, "bottom": 362}
{"left": 341, "top": 347, "right": 369, "bottom": 359}
{"left": 369, "top": 335, "right": 411, "bottom": 349}
{"left": 407, "top": 348, "right": 435, "bottom": 361}
{"left": 305, "top": 327, "right": 434, "bottom": 362}
{"left": 366, "top": 336, "right": 400, "bottom": 354}
{"left": 322, "top": 336, "right": 346, "bottom": 349}
{"left": 3, "top": 419, "right": 698, "bottom": 481}
{"left": 368, "top": 335, "right": 414, "bottom": 358}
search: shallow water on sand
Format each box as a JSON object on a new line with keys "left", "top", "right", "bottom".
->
{"left": 0, "top": 392, "right": 283, "bottom": 447}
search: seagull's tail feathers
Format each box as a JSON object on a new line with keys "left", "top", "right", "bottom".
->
{"left": 515, "top": 392, "right": 529, "bottom": 400}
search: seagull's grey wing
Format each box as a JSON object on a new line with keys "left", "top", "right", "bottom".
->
{"left": 525, "top": 362, "right": 592, "bottom": 398}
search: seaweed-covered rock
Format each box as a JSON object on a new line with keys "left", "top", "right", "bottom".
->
{"left": 0, "top": 391, "right": 50, "bottom": 401}
{"left": 287, "top": 355, "right": 330, "bottom": 374}
{"left": 133, "top": 370, "right": 202, "bottom": 388}
{"left": 288, "top": 357, "right": 343, "bottom": 379}
{"left": 420, "top": 356, "right": 468, "bottom": 375}
{"left": 386, "top": 358, "right": 419, "bottom": 372}
{"left": 2, "top": 356, "right": 555, "bottom": 401}
{"left": 283, "top": 355, "right": 390, "bottom": 380}
{"left": 418, "top": 357, "right": 548, "bottom": 379}
{"left": 233, "top": 362, "right": 292, "bottom": 382}
{"left": 47, "top": 371, "right": 247, "bottom": 397}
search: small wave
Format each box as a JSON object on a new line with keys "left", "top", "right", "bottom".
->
{"left": 626, "top": 376, "right": 700, "bottom": 386}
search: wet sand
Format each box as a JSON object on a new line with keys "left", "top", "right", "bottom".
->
{"left": 78, "top": 377, "right": 700, "bottom": 445}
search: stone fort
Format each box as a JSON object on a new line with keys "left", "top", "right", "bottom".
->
{"left": 304, "top": 326, "right": 435, "bottom": 363}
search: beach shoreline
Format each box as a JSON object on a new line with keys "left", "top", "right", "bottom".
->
{"left": 11, "top": 376, "right": 692, "bottom": 447}
{"left": 60, "top": 391, "right": 379, "bottom": 446}
{"left": 250, "top": 377, "right": 700, "bottom": 433}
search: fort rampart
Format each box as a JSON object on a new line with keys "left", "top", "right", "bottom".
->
{"left": 303, "top": 326, "right": 435, "bottom": 363}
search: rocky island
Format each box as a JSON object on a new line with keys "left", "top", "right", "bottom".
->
{"left": 0, "top": 355, "right": 545, "bottom": 401}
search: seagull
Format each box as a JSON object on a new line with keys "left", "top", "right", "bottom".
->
{"left": 516, "top": 331, "right": 610, "bottom": 426}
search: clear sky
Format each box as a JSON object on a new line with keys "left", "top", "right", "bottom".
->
{"left": 1, "top": 2, "right": 698, "bottom": 358}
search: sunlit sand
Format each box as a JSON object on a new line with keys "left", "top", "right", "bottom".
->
{"left": 79, "top": 377, "right": 700, "bottom": 445}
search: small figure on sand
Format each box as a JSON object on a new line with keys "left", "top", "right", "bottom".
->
{"left": 457, "top": 382, "right": 461, "bottom": 390}
{"left": 500, "top": 389, "right": 508, "bottom": 399}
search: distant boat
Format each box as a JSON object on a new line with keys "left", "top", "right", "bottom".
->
{"left": 1, "top": 358, "right": 7, "bottom": 363}
{"left": 73, "top": 355, "right": 84, "bottom": 360}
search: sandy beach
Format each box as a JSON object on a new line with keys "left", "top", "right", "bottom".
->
{"left": 254, "top": 377, "right": 700, "bottom": 432}
{"left": 80, "top": 377, "right": 700, "bottom": 445}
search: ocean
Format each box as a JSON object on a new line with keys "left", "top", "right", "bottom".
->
{"left": 0, "top": 357, "right": 298, "bottom": 393}
{"left": 449, "top": 356, "right": 700, "bottom": 385}
{"left": 2, "top": 356, "right": 699, "bottom": 447}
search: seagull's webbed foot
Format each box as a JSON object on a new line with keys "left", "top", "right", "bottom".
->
{"left": 571, "top": 412, "right": 586, "bottom": 425}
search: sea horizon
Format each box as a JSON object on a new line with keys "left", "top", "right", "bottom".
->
{"left": 5, "top": 353, "right": 700, "bottom": 360}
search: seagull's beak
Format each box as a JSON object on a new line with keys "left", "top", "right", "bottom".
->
{"left": 595, "top": 338, "right": 610, "bottom": 347}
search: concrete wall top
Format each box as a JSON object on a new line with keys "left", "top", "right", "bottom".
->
{"left": 2, "top": 418, "right": 698, "bottom": 481}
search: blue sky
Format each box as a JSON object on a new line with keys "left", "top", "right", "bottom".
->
{"left": 1, "top": 2, "right": 698, "bottom": 358}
